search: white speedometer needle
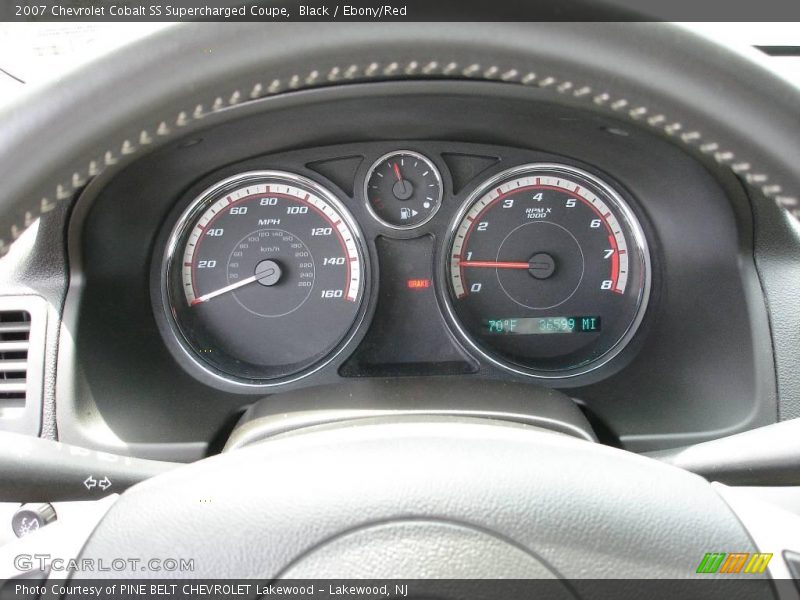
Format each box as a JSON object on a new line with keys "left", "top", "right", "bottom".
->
{"left": 190, "top": 275, "right": 260, "bottom": 306}
{"left": 190, "top": 260, "right": 282, "bottom": 306}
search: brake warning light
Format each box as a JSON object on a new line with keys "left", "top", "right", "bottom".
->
{"left": 407, "top": 279, "right": 431, "bottom": 290}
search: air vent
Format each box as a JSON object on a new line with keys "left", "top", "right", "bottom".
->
{"left": 0, "top": 310, "right": 30, "bottom": 406}
{"left": 0, "top": 296, "right": 46, "bottom": 435}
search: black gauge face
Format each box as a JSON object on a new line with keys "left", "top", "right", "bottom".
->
{"left": 364, "top": 150, "right": 443, "bottom": 228}
{"left": 163, "top": 171, "right": 367, "bottom": 383}
{"left": 445, "top": 164, "right": 650, "bottom": 377}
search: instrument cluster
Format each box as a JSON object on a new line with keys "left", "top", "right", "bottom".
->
{"left": 153, "top": 142, "right": 652, "bottom": 391}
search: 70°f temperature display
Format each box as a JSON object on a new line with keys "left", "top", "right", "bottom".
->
{"left": 446, "top": 164, "right": 650, "bottom": 376}
{"left": 163, "top": 171, "right": 367, "bottom": 383}
{"left": 486, "top": 316, "right": 601, "bottom": 335}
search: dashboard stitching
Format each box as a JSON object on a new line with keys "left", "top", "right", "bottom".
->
{"left": 3, "top": 60, "right": 798, "bottom": 255}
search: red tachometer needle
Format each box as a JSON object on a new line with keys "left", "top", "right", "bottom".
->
{"left": 459, "top": 260, "right": 531, "bottom": 269}
{"left": 392, "top": 162, "right": 403, "bottom": 182}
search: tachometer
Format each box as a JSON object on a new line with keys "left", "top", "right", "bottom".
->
{"left": 161, "top": 171, "right": 368, "bottom": 384}
{"left": 444, "top": 163, "right": 650, "bottom": 377}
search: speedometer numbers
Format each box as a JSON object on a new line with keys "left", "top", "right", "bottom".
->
{"left": 163, "top": 171, "right": 367, "bottom": 384}
{"left": 445, "top": 164, "right": 650, "bottom": 377}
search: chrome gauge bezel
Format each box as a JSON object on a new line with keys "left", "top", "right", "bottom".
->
{"left": 159, "top": 169, "right": 371, "bottom": 391}
{"left": 439, "top": 162, "right": 652, "bottom": 380}
{"left": 363, "top": 150, "right": 444, "bottom": 230}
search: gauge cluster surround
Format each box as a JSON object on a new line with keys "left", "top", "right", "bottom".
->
{"left": 63, "top": 84, "right": 775, "bottom": 457}
{"left": 154, "top": 143, "right": 655, "bottom": 390}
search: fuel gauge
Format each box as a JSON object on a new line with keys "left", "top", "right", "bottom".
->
{"left": 364, "top": 150, "right": 443, "bottom": 229}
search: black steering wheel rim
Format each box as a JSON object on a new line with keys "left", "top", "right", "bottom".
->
{"left": 0, "top": 22, "right": 798, "bottom": 256}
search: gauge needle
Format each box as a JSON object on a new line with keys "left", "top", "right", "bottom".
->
{"left": 392, "top": 162, "right": 403, "bottom": 182}
{"left": 190, "top": 274, "right": 260, "bottom": 306}
{"left": 459, "top": 260, "right": 531, "bottom": 269}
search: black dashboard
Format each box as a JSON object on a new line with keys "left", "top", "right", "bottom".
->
{"left": 57, "top": 81, "right": 776, "bottom": 460}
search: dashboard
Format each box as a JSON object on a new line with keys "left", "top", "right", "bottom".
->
{"left": 4, "top": 21, "right": 800, "bottom": 585}
{"left": 56, "top": 82, "right": 777, "bottom": 460}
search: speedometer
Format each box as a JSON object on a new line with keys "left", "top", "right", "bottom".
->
{"left": 444, "top": 163, "right": 650, "bottom": 378}
{"left": 161, "top": 171, "right": 368, "bottom": 385}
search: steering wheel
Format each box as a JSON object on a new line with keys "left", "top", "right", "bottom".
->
{"left": 2, "top": 21, "right": 799, "bottom": 590}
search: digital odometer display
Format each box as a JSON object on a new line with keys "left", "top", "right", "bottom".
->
{"left": 486, "top": 316, "right": 601, "bottom": 335}
{"left": 445, "top": 163, "right": 650, "bottom": 377}
{"left": 162, "top": 171, "right": 367, "bottom": 383}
